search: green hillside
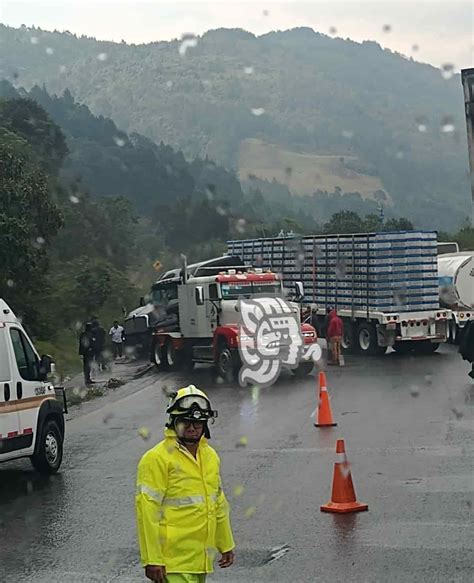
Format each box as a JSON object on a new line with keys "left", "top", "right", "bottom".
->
{"left": 0, "top": 24, "right": 470, "bottom": 229}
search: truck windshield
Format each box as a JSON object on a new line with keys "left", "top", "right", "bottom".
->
{"left": 220, "top": 281, "right": 282, "bottom": 299}
{"left": 152, "top": 285, "right": 178, "bottom": 306}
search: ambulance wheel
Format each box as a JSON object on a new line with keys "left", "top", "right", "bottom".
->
{"left": 31, "top": 419, "right": 63, "bottom": 474}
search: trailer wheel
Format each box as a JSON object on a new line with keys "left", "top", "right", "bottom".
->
{"left": 341, "top": 320, "right": 355, "bottom": 353}
{"left": 356, "top": 322, "right": 381, "bottom": 355}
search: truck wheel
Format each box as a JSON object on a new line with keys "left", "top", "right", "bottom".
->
{"left": 152, "top": 341, "right": 164, "bottom": 370}
{"left": 291, "top": 362, "right": 314, "bottom": 377}
{"left": 356, "top": 322, "right": 380, "bottom": 355}
{"left": 164, "top": 341, "right": 182, "bottom": 370}
{"left": 413, "top": 341, "right": 440, "bottom": 354}
{"left": 31, "top": 419, "right": 63, "bottom": 475}
{"left": 341, "top": 320, "right": 355, "bottom": 353}
{"left": 216, "top": 344, "right": 236, "bottom": 382}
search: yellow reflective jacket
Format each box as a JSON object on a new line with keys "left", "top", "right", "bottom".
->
{"left": 136, "top": 429, "right": 235, "bottom": 573}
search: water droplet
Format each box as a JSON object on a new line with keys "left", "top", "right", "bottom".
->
{"left": 153, "top": 260, "right": 162, "bottom": 272}
{"left": 335, "top": 259, "right": 347, "bottom": 278}
{"left": 6, "top": 279, "right": 14, "bottom": 288}
{"left": 244, "top": 506, "right": 256, "bottom": 518}
{"left": 417, "top": 124, "right": 427, "bottom": 133}
{"left": 244, "top": 66, "right": 254, "bottom": 75}
{"left": 45, "top": 47, "right": 54, "bottom": 55}
{"left": 103, "top": 412, "right": 114, "bottom": 424}
{"left": 236, "top": 436, "right": 248, "bottom": 448}
{"left": 441, "top": 63, "right": 455, "bottom": 80}
{"left": 138, "top": 427, "right": 151, "bottom": 440}
{"left": 451, "top": 406, "right": 464, "bottom": 420}
{"left": 26, "top": 481, "right": 33, "bottom": 495}
{"left": 285, "top": 167, "right": 292, "bottom": 177}
{"left": 329, "top": 26, "right": 337, "bottom": 35}
{"left": 216, "top": 205, "right": 227, "bottom": 216}
{"left": 251, "top": 107, "right": 265, "bottom": 116}
{"left": 59, "top": 65, "right": 67, "bottom": 74}
{"left": 382, "top": 24, "right": 392, "bottom": 33}
{"left": 166, "top": 80, "right": 173, "bottom": 88}
{"left": 233, "top": 485, "right": 245, "bottom": 497}
{"left": 395, "top": 151, "right": 405, "bottom": 160}
{"left": 341, "top": 130, "right": 354, "bottom": 139}
{"left": 36, "top": 236, "right": 45, "bottom": 245}
{"left": 424, "top": 374, "right": 433, "bottom": 385}
{"left": 30, "top": 36, "right": 39, "bottom": 45}
{"left": 179, "top": 34, "right": 198, "bottom": 57}
{"left": 410, "top": 385, "right": 420, "bottom": 398}
{"left": 114, "top": 136, "right": 126, "bottom": 147}
{"left": 69, "top": 195, "right": 80, "bottom": 204}
{"left": 97, "top": 52, "right": 108, "bottom": 62}
{"left": 441, "top": 123, "right": 455, "bottom": 133}
{"left": 236, "top": 218, "right": 247, "bottom": 234}
{"left": 412, "top": 44, "right": 419, "bottom": 52}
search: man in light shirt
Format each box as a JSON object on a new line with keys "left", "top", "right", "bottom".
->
{"left": 109, "top": 320, "right": 125, "bottom": 359}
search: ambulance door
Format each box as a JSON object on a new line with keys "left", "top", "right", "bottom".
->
{"left": 0, "top": 325, "right": 21, "bottom": 460}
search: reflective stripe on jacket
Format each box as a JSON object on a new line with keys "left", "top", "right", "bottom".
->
{"left": 136, "top": 428, "right": 235, "bottom": 573}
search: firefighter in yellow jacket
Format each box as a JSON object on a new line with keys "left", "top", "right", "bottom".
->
{"left": 136, "top": 385, "right": 235, "bottom": 583}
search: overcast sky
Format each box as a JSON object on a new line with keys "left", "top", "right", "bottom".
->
{"left": 1, "top": 1, "right": 472, "bottom": 69}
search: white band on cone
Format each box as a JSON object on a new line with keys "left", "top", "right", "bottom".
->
{"left": 336, "top": 452, "right": 347, "bottom": 463}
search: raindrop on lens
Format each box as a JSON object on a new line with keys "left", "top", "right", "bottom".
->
{"left": 251, "top": 108, "right": 265, "bottom": 116}
{"left": 97, "top": 52, "right": 108, "bottom": 61}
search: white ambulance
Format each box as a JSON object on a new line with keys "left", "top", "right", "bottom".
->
{"left": 0, "top": 299, "right": 66, "bottom": 473}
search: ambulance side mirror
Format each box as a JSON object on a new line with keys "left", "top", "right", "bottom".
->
{"left": 38, "top": 354, "right": 54, "bottom": 381}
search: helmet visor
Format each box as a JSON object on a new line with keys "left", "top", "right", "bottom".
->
{"left": 174, "top": 395, "right": 210, "bottom": 411}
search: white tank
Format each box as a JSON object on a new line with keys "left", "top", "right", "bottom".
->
{"left": 438, "top": 253, "right": 474, "bottom": 310}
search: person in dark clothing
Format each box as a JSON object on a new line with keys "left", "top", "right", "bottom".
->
{"left": 79, "top": 322, "right": 95, "bottom": 385}
{"left": 323, "top": 307, "right": 333, "bottom": 338}
{"left": 91, "top": 317, "right": 107, "bottom": 371}
{"left": 459, "top": 320, "right": 474, "bottom": 379}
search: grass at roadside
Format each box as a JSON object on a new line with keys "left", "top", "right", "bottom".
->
{"left": 35, "top": 329, "right": 81, "bottom": 381}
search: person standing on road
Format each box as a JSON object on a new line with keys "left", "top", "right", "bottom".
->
{"left": 459, "top": 320, "right": 474, "bottom": 379}
{"left": 136, "top": 385, "right": 235, "bottom": 583}
{"left": 79, "top": 322, "right": 95, "bottom": 385}
{"left": 109, "top": 320, "right": 125, "bottom": 359}
{"left": 327, "top": 309, "right": 344, "bottom": 365}
{"left": 91, "top": 317, "right": 106, "bottom": 371}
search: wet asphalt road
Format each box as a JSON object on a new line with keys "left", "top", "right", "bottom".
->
{"left": 1, "top": 345, "right": 473, "bottom": 583}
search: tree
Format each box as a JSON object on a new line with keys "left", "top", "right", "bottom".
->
{"left": 323, "top": 211, "right": 364, "bottom": 234}
{"left": 0, "top": 146, "right": 63, "bottom": 328}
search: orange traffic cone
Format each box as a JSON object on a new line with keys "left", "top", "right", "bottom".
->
{"left": 314, "top": 371, "right": 337, "bottom": 427}
{"left": 321, "top": 439, "right": 368, "bottom": 514}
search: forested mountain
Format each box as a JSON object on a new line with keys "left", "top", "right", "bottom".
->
{"left": 0, "top": 24, "right": 470, "bottom": 229}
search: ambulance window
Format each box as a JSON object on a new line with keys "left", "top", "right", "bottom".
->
{"left": 9, "top": 329, "right": 40, "bottom": 382}
{"left": 0, "top": 330, "right": 10, "bottom": 382}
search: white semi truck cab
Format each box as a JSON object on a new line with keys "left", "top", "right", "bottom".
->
{"left": 0, "top": 299, "right": 66, "bottom": 473}
{"left": 149, "top": 255, "right": 317, "bottom": 380}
